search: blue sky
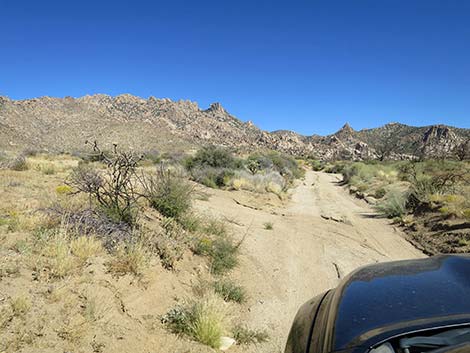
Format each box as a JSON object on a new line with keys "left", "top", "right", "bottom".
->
{"left": 1, "top": 0, "right": 469, "bottom": 135}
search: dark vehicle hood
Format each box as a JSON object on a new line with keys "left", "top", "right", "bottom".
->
{"left": 329, "top": 255, "right": 470, "bottom": 350}
{"left": 432, "top": 343, "right": 470, "bottom": 353}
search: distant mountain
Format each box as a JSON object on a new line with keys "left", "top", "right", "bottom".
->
{"left": 1, "top": 94, "right": 469, "bottom": 160}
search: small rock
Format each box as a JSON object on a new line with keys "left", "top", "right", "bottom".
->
{"left": 365, "top": 196, "right": 378, "bottom": 205}
{"left": 349, "top": 186, "right": 358, "bottom": 194}
{"left": 219, "top": 336, "right": 236, "bottom": 351}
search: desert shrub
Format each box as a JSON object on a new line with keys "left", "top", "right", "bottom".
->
{"left": 55, "top": 184, "right": 72, "bottom": 195}
{"left": 229, "top": 170, "right": 286, "bottom": 195}
{"left": 184, "top": 147, "right": 242, "bottom": 188}
{"left": 189, "top": 166, "right": 235, "bottom": 188}
{"left": 42, "top": 165, "right": 56, "bottom": 175}
{"left": 400, "top": 161, "right": 470, "bottom": 205}
{"left": 376, "top": 189, "right": 408, "bottom": 218}
{"left": 67, "top": 142, "right": 142, "bottom": 225}
{"left": 141, "top": 166, "right": 194, "bottom": 218}
{"left": 310, "top": 159, "right": 324, "bottom": 171}
{"left": 3, "top": 155, "right": 29, "bottom": 171}
{"left": 193, "top": 219, "right": 239, "bottom": 274}
{"left": 185, "top": 146, "right": 239, "bottom": 170}
{"left": 107, "top": 242, "right": 148, "bottom": 276}
{"left": 248, "top": 152, "right": 303, "bottom": 181}
{"left": 374, "top": 187, "right": 387, "bottom": 199}
{"left": 10, "top": 296, "right": 31, "bottom": 317}
{"left": 177, "top": 212, "right": 202, "bottom": 232}
{"left": 431, "top": 194, "right": 470, "bottom": 219}
{"left": 209, "top": 236, "right": 239, "bottom": 275}
{"left": 213, "top": 279, "right": 246, "bottom": 303}
{"left": 162, "top": 295, "right": 229, "bottom": 349}
{"left": 263, "top": 222, "right": 273, "bottom": 230}
{"left": 463, "top": 209, "right": 470, "bottom": 220}
{"left": 143, "top": 149, "right": 161, "bottom": 164}
{"left": 152, "top": 217, "right": 189, "bottom": 269}
{"left": 233, "top": 325, "right": 269, "bottom": 345}
{"left": 0, "top": 150, "right": 7, "bottom": 162}
{"left": 46, "top": 207, "right": 134, "bottom": 251}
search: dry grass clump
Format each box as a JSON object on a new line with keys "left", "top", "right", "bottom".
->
{"left": 31, "top": 219, "right": 104, "bottom": 279}
{"left": 0, "top": 210, "right": 44, "bottom": 233}
{"left": 162, "top": 295, "right": 231, "bottom": 349}
{"left": 70, "top": 236, "right": 103, "bottom": 264}
{"left": 34, "top": 229, "right": 77, "bottom": 279}
{"left": 10, "top": 296, "right": 31, "bottom": 317}
{"left": 106, "top": 242, "right": 148, "bottom": 276}
{"left": 230, "top": 170, "right": 286, "bottom": 196}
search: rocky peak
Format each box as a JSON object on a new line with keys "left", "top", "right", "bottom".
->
{"left": 339, "top": 122, "right": 354, "bottom": 132}
{"left": 334, "top": 122, "right": 355, "bottom": 138}
{"left": 206, "top": 102, "right": 227, "bottom": 114}
{"left": 1, "top": 94, "right": 469, "bottom": 161}
{"left": 423, "top": 124, "right": 452, "bottom": 142}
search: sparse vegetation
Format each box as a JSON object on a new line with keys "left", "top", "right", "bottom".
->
{"left": 162, "top": 295, "right": 230, "bottom": 349}
{"left": 141, "top": 166, "right": 194, "bottom": 219}
{"left": 233, "top": 325, "right": 269, "bottom": 345}
{"left": 194, "top": 219, "right": 239, "bottom": 274}
{"left": 152, "top": 217, "right": 189, "bottom": 269}
{"left": 333, "top": 159, "right": 470, "bottom": 254}
{"left": 375, "top": 188, "right": 408, "bottom": 218}
{"left": 70, "top": 236, "right": 103, "bottom": 264}
{"left": 2, "top": 154, "right": 29, "bottom": 171}
{"left": 67, "top": 142, "right": 142, "bottom": 225}
{"left": 10, "top": 296, "right": 31, "bottom": 317}
{"left": 184, "top": 147, "right": 303, "bottom": 195}
{"left": 106, "top": 242, "right": 148, "bottom": 276}
{"left": 213, "top": 279, "right": 246, "bottom": 303}
{"left": 263, "top": 222, "right": 273, "bottom": 230}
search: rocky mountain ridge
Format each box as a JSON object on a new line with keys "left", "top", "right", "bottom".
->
{"left": 1, "top": 94, "right": 469, "bottom": 160}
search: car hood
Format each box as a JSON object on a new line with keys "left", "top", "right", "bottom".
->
{"left": 329, "top": 255, "right": 470, "bottom": 350}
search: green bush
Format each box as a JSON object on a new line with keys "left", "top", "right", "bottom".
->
{"left": 142, "top": 167, "right": 193, "bottom": 218}
{"left": 213, "top": 279, "right": 246, "bottom": 303}
{"left": 263, "top": 222, "right": 273, "bottom": 230}
{"left": 143, "top": 149, "right": 161, "bottom": 164}
{"left": 210, "top": 237, "right": 238, "bottom": 275}
{"left": 374, "top": 187, "right": 387, "bottom": 199}
{"left": 193, "top": 219, "right": 239, "bottom": 275}
{"left": 190, "top": 166, "right": 235, "bottom": 188}
{"left": 245, "top": 152, "right": 303, "bottom": 183}
{"left": 310, "top": 159, "right": 324, "bottom": 171}
{"left": 185, "top": 146, "right": 239, "bottom": 170}
{"left": 376, "top": 189, "right": 408, "bottom": 218}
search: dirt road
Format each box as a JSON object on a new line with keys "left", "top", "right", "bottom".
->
{"left": 197, "top": 171, "right": 424, "bottom": 352}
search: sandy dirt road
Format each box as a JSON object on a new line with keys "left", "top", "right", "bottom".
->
{"left": 196, "top": 171, "right": 424, "bottom": 352}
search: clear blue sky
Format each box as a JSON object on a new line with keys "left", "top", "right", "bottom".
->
{"left": 1, "top": 0, "right": 469, "bottom": 135}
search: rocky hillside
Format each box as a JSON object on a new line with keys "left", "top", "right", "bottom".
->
{"left": 1, "top": 94, "right": 469, "bottom": 160}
